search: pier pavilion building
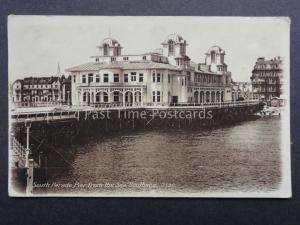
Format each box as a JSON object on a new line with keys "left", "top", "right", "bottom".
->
{"left": 66, "top": 34, "right": 232, "bottom": 106}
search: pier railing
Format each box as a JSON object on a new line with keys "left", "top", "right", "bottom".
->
{"left": 10, "top": 100, "right": 260, "bottom": 123}
{"left": 12, "top": 101, "right": 69, "bottom": 108}
{"left": 144, "top": 100, "right": 259, "bottom": 108}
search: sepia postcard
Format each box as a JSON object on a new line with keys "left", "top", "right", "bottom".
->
{"left": 8, "top": 16, "right": 291, "bottom": 197}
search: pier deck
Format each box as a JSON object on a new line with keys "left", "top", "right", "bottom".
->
{"left": 10, "top": 101, "right": 261, "bottom": 124}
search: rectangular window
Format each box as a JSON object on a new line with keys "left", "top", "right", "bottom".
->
{"left": 88, "top": 73, "right": 93, "bottom": 83}
{"left": 139, "top": 73, "right": 143, "bottom": 82}
{"left": 114, "top": 92, "right": 119, "bottom": 102}
{"left": 114, "top": 74, "right": 119, "bottom": 82}
{"left": 123, "top": 57, "right": 128, "bottom": 61}
{"left": 142, "top": 56, "right": 147, "bottom": 60}
{"left": 82, "top": 75, "right": 86, "bottom": 83}
{"left": 152, "top": 73, "right": 155, "bottom": 82}
{"left": 131, "top": 72, "right": 136, "bottom": 82}
{"left": 111, "top": 57, "right": 116, "bottom": 62}
{"left": 103, "top": 94, "right": 108, "bottom": 102}
{"left": 157, "top": 91, "right": 161, "bottom": 102}
{"left": 124, "top": 74, "right": 128, "bottom": 82}
{"left": 104, "top": 74, "right": 109, "bottom": 83}
{"left": 152, "top": 91, "right": 156, "bottom": 102}
{"left": 95, "top": 74, "right": 100, "bottom": 83}
{"left": 96, "top": 94, "right": 100, "bottom": 102}
{"left": 73, "top": 75, "right": 76, "bottom": 83}
{"left": 157, "top": 73, "right": 161, "bottom": 83}
{"left": 168, "top": 74, "right": 170, "bottom": 83}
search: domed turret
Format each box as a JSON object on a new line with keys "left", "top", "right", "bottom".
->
{"left": 205, "top": 45, "right": 227, "bottom": 73}
{"left": 98, "top": 37, "right": 122, "bottom": 57}
{"left": 162, "top": 34, "right": 188, "bottom": 62}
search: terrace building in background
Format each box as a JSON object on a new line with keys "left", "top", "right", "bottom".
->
{"left": 11, "top": 75, "right": 71, "bottom": 105}
{"left": 251, "top": 57, "right": 283, "bottom": 101}
{"left": 66, "top": 34, "right": 232, "bottom": 106}
{"left": 231, "top": 82, "right": 253, "bottom": 101}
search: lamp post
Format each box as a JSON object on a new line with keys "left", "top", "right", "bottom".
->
{"left": 24, "top": 119, "right": 31, "bottom": 168}
{"left": 24, "top": 118, "right": 34, "bottom": 195}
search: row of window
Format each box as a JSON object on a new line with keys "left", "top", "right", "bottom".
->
{"left": 95, "top": 55, "right": 148, "bottom": 62}
{"left": 82, "top": 91, "right": 142, "bottom": 103}
{"left": 256, "top": 64, "right": 279, "bottom": 69}
{"left": 194, "top": 74, "right": 222, "bottom": 84}
{"left": 15, "top": 95, "right": 61, "bottom": 100}
{"left": 80, "top": 73, "right": 144, "bottom": 84}
{"left": 255, "top": 87, "right": 280, "bottom": 92}
{"left": 253, "top": 71, "right": 280, "bottom": 77}
{"left": 253, "top": 78, "right": 279, "bottom": 84}
{"left": 27, "top": 90, "right": 58, "bottom": 94}
{"left": 78, "top": 72, "right": 173, "bottom": 84}
{"left": 22, "top": 84, "right": 59, "bottom": 89}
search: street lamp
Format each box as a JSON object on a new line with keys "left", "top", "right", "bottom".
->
{"left": 24, "top": 118, "right": 31, "bottom": 168}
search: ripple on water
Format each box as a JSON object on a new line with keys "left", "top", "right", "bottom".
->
{"left": 45, "top": 117, "right": 282, "bottom": 193}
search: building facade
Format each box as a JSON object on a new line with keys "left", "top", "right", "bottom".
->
{"left": 11, "top": 76, "right": 71, "bottom": 104}
{"left": 251, "top": 57, "right": 283, "bottom": 101}
{"left": 231, "top": 82, "right": 253, "bottom": 101}
{"left": 67, "top": 34, "right": 232, "bottom": 106}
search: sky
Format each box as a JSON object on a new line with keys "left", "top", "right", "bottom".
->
{"left": 8, "top": 16, "right": 290, "bottom": 83}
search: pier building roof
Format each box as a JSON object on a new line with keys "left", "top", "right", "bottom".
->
{"left": 12, "top": 76, "right": 71, "bottom": 85}
{"left": 66, "top": 61, "right": 181, "bottom": 72}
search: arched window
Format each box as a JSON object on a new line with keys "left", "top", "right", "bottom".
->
{"left": 194, "top": 91, "right": 199, "bottom": 103}
{"left": 211, "top": 51, "right": 216, "bottom": 63}
{"left": 168, "top": 40, "right": 174, "bottom": 55}
{"left": 103, "top": 44, "right": 109, "bottom": 56}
